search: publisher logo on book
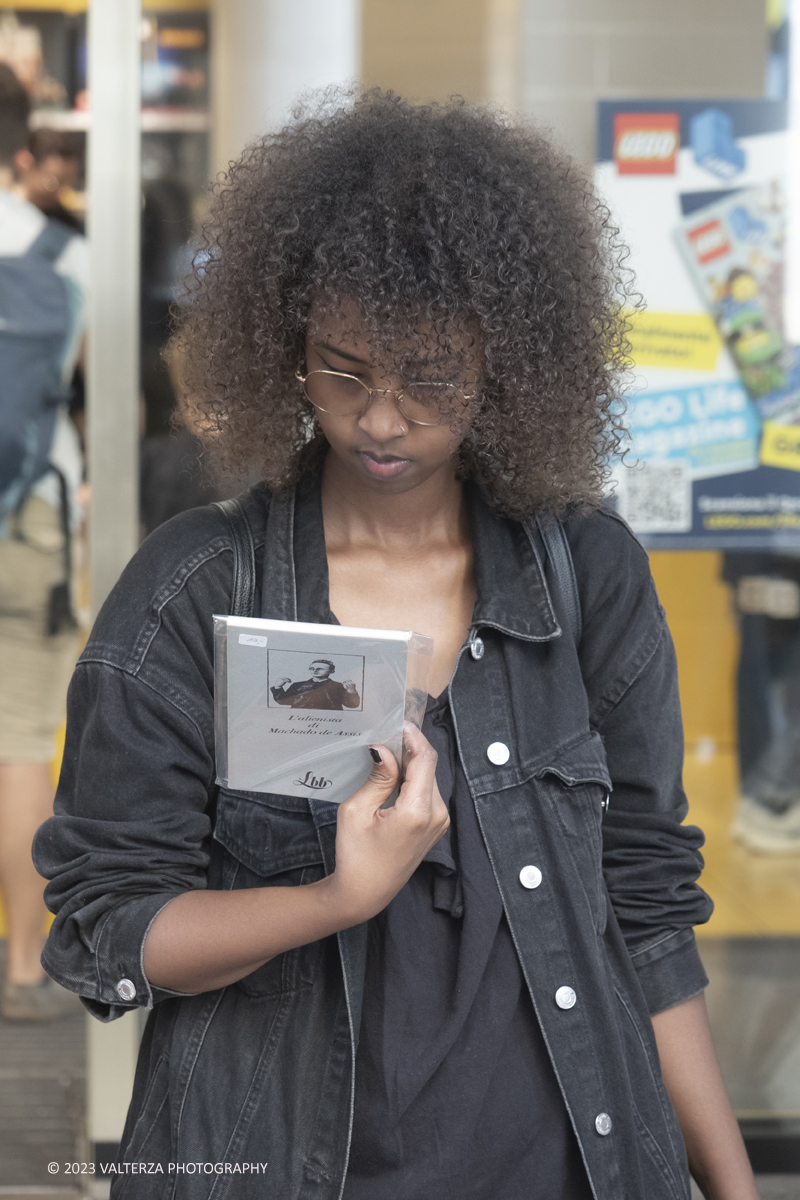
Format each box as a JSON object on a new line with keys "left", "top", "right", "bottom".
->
{"left": 614, "top": 113, "right": 679, "bottom": 175}
{"left": 295, "top": 770, "right": 333, "bottom": 791}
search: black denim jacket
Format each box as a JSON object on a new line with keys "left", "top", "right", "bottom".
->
{"left": 34, "top": 476, "right": 713, "bottom": 1200}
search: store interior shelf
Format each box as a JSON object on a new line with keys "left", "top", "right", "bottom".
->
{"left": 30, "top": 108, "right": 210, "bottom": 133}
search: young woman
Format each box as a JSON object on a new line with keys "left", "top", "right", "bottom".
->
{"left": 35, "top": 92, "right": 759, "bottom": 1200}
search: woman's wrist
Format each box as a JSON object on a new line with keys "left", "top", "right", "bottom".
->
{"left": 311, "top": 871, "right": 377, "bottom": 931}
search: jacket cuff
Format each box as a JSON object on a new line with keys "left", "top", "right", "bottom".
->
{"left": 45, "top": 893, "right": 193, "bottom": 1022}
{"left": 629, "top": 927, "right": 709, "bottom": 1016}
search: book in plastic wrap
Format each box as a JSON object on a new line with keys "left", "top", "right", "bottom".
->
{"left": 214, "top": 616, "right": 433, "bottom": 803}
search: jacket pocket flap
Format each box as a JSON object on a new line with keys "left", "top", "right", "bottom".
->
{"left": 536, "top": 730, "right": 612, "bottom": 790}
{"left": 213, "top": 788, "right": 324, "bottom": 879}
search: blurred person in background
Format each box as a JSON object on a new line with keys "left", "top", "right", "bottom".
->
{"left": 140, "top": 176, "right": 222, "bottom": 535}
{"left": 0, "top": 63, "right": 87, "bottom": 1020}
{"left": 723, "top": 552, "right": 800, "bottom": 853}
{"left": 16, "top": 127, "right": 84, "bottom": 234}
{"left": 18, "top": 128, "right": 87, "bottom": 451}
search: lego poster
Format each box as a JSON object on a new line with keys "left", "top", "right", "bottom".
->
{"left": 597, "top": 100, "right": 800, "bottom": 549}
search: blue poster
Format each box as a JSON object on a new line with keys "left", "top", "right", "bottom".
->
{"left": 597, "top": 99, "right": 800, "bottom": 549}
{"left": 627, "top": 381, "right": 760, "bottom": 477}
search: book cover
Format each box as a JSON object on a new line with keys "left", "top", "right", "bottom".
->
{"left": 214, "top": 616, "right": 432, "bottom": 803}
{"left": 676, "top": 183, "right": 787, "bottom": 402}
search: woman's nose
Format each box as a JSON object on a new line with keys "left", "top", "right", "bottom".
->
{"left": 357, "top": 390, "right": 407, "bottom": 441}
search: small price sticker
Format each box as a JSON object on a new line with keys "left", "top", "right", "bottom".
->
{"left": 238, "top": 634, "right": 267, "bottom": 648}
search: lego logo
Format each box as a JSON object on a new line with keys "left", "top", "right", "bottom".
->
{"left": 688, "top": 219, "right": 731, "bottom": 264}
{"left": 617, "top": 130, "right": 679, "bottom": 161}
{"left": 613, "top": 112, "right": 679, "bottom": 174}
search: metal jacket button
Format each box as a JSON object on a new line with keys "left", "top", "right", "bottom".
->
{"left": 469, "top": 635, "right": 485, "bottom": 660}
{"left": 519, "top": 865, "right": 542, "bottom": 889}
{"left": 487, "top": 741, "right": 510, "bottom": 765}
{"left": 595, "top": 1112, "right": 612, "bottom": 1136}
{"left": 555, "top": 985, "right": 576, "bottom": 1010}
{"left": 116, "top": 978, "right": 136, "bottom": 1002}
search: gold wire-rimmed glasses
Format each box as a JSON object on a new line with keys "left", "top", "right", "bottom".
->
{"left": 295, "top": 368, "right": 477, "bottom": 427}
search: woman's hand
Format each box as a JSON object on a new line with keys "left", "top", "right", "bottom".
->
{"left": 325, "top": 723, "right": 448, "bottom": 925}
{"left": 143, "top": 724, "right": 446, "bottom": 994}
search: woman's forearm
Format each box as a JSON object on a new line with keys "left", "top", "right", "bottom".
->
{"left": 651, "top": 992, "right": 759, "bottom": 1200}
{"left": 144, "top": 727, "right": 448, "bottom": 993}
{"left": 143, "top": 876, "right": 347, "bottom": 993}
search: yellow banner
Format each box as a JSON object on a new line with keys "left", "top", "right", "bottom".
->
{"left": 760, "top": 421, "right": 800, "bottom": 472}
{"left": 627, "top": 311, "right": 723, "bottom": 371}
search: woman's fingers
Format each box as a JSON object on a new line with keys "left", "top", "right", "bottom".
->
{"left": 346, "top": 724, "right": 438, "bottom": 815}
{"left": 393, "top": 725, "right": 449, "bottom": 846}
{"left": 330, "top": 727, "right": 448, "bottom": 924}
{"left": 344, "top": 744, "right": 399, "bottom": 812}
{"left": 396, "top": 723, "right": 440, "bottom": 808}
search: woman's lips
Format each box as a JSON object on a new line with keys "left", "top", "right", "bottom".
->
{"left": 358, "top": 451, "right": 411, "bottom": 478}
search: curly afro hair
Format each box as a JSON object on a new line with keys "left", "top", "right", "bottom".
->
{"left": 175, "top": 88, "right": 634, "bottom": 517}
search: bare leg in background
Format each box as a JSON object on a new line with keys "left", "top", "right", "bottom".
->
{"left": 0, "top": 760, "right": 53, "bottom": 984}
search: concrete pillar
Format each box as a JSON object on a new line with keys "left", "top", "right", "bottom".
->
{"left": 211, "top": 0, "right": 361, "bottom": 178}
{"left": 87, "top": 0, "right": 141, "bottom": 616}
{"left": 87, "top": 1011, "right": 142, "bottom": 1149}
{"left": 85, "top": 0, "right": 142, "bottom": 1152}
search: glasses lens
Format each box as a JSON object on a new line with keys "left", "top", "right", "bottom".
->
{"left": 400, "top": 383, "right": 464, "bottom": 425}
{"left": 304, "top": 370, "right": 370, "bottom": 415}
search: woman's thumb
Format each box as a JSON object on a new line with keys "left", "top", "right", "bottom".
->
{"left": 350, "top": 745, "right": 398, "bottom": 806}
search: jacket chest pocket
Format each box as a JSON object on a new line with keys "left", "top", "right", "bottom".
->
{"left": 535, "top": 733, "right": 611, "bottom": 935}
{"left": 213, "top": 788, "right": 331, "bottom": 997}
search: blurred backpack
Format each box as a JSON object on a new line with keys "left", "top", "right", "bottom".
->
{"left": 0, "top": 218, "right": 73, "bottom": 525}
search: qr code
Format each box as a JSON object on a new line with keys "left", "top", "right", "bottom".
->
{"left": 616, "top": 460, "right": 692, "bottom": 533}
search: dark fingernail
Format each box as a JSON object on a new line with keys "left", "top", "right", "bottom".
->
{"left": 369, "top": 747, "right": 382, "bottom": 764}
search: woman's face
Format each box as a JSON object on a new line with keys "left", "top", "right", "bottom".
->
{"left": 303, "top": 301, "right": 478, "bottom": 495}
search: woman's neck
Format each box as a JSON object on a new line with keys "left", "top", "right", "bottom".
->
{"left": 320, "top": 450, "right": 476, "bottom": 694}
{"left": 321, "top": 453, "right": 468, "bottom": 551}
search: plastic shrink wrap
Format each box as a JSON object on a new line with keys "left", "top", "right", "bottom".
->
{"left": 214, "top": 616, "right": 433, "bottom": 803}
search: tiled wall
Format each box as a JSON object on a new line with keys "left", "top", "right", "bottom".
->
{"left": 521, "top": 0, "right": 768, "bottom": 167}
{"left": 361, "top": 0, "right": 767, "bottom": 167}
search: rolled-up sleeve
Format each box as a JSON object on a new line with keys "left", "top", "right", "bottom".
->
{"left": 34, "top": 660, "right": 216, "bottom": 1021}
{"left": 569, "top": 512, "right": 713, "bottom": 1015}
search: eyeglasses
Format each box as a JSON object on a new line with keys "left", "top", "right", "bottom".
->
{"left": 295, "top": 369, "right": 476, "bottom": 427}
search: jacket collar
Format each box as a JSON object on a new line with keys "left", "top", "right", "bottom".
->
{"left": 465, "top": 482, "right": 561, "bottom": 642}
{"left": 259, "top": 471, "right": 561, "bottom": 644}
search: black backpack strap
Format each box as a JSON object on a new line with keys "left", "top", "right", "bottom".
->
{"left": 213, "top": 497, "right": 256, "bottom": 618}
{"left": 535, "top": 515, "right": 582, "bottom": 646}
{"left": 27, "top": 219, "right": 74, "bottom": 264}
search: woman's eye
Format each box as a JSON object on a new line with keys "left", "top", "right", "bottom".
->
{"left": 319, "top": 358, "right": 361, "bottom": 379}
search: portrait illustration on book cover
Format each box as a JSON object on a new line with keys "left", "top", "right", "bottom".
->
{"left": 267, "top": 648, "right": 365, "bottom": 711}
